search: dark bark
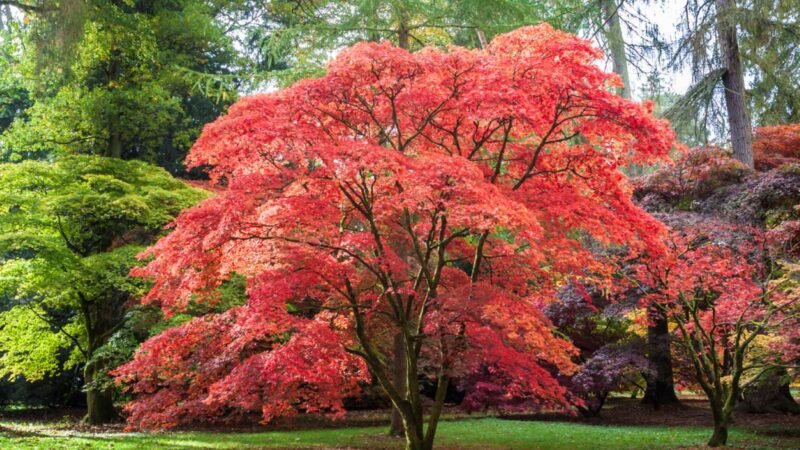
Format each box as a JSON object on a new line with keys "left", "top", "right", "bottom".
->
{"left": 108, "top": 129, "right": 122, "bottom": 159}
{"left": 739, "top": 368, "right": 800, "bottom": 414}
{"left": 84, "top": 361, "right": 118, "bottom": 424}
{"left": 578, "top": 391, "right": 609, "bottom": 417}
{"left": 390, "top": 12, "right": 410, "bottom": 439}
{"left": 79, "top": 290, "right": 127, "bottom": 424}
{"left": 83, "top": 333, "right": 119, "bottom": 424}
{"left": 708, "top": 401, "right": 732, "bottom": 447}
{"left": 642, "top": 306, "right": 680, "bottom": 408}
{"left": 422, "top": 377, "right": 448, "bottom": 450}
{"left": 708, "top": 423, "right": 729, "bottom": 447}
{"left": 389, "top": 333, "right": 406, "bottom": 437}
{"left": 396, "top": 7, "right": 410, "bottom": 51}
{"left": 715, "top": 0, "right": 754, "bottom": 167}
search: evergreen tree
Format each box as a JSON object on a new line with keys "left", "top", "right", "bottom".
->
{"left": 663, "top": 0, "right": 800, "bottom": 166}
{"left": 0, "top": 0, "right": 245, "bottom": 173}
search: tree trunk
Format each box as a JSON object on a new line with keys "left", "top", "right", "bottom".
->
{"left": 108, "top": 128, "right": 122, "bottom": 158}
{"left": 390, "top": 333, "right": 407, "bottom": 437}
{"left": 390, "top": 8, "right": 410, "bottom": 438}
{"left": 715, "top": 0, "right": 754, "bottom": 167}
{"left": 387, "top": 332, "right": 449, "bottom": 450}
{"left": 601, "top": 0, "right": 631, "bottom": 99}
{"left": 739, "top": 368, "right": 800, "bottom": 414}
{"left": 708, "top": 423, "right": 729, "bottom": 447}
{"left": 78, "top": 290, "right": 126, "bottom": 424}
{"left": 476, "top": 29, "right": 488, "bottom": 49}
{"left": 84, "top": 361, "right": 118, "bottom": 425}
{"left": 397, "top": 7, "right": 410, "bottom": 50}
{"left": 421, "top": 377, "right": 448, "bottom": 450}
{"left": 83, "top": 334, "right": 119, "bottom": 424}
{"left": 642, "top": 306, "right": 680, "bottom": 408}
{"left": 708, "top": 403, "right": 731, "bottom": 447}
{"left": 396, "top": 375, "right": 448, "bottom": 450}
{"left": 402, "top": 411, "right": 424, "bottom": 450}
{"left": 600, "top": 0, "right": 644, "bottom": 176}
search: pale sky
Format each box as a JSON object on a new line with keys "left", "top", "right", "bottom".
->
{"left": 618, "top": 1, "right": 694, "bottom": 99}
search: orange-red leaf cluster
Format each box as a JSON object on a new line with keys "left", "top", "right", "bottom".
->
{"left": 754, "top": 123, "right": 800, "bottom": 171}
{"left": 115, "top": 24, "right": 675, "bottom": 429}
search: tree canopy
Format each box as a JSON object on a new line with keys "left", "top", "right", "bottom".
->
{"left": 0, "top": 0, "right": 245, "bottom": 172}
{"left": 0, "top": 155, "right": 204, "bottom": 422}
{"left": 115, "top": 24, "right": 674, "bottom": 449}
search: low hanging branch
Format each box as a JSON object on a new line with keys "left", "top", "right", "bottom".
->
{"left": 661, "top": 67, "right": 726, "bottom": 124}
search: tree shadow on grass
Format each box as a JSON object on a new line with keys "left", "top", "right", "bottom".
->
{"left": 0, "top": 426, "right": 49, "bottom": 439}
{"left": 752, "top": 426, "right": 800, "bottom": 439}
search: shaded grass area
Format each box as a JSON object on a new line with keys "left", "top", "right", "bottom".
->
{"left": 2, "top": 417, "right": 800, "bottom": 449}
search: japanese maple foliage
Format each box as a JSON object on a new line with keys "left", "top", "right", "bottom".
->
{"left": 630, "top": 219, "right": 800, "bottom": 447}
{"left": 115, "top": 24, "right": 674, "bottom": 449}
{"left": 754, "top": 123, "right": 800, "bottom": 171}
{"left": 633, "top": 146, "right": 751, "bottom": 207}
{"left": 544, "top": 283, "right": 651, "bottom": 417}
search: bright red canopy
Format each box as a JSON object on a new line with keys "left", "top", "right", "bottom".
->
{"left": 116, "top": 24, "right": 675, "bottom": 430}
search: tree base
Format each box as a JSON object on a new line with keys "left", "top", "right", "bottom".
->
{"left": 641, "top": 384, "right": 680, "bottom": 410}
{"left": 708, "top": 425, "right": 728, "bottom": 447}
{"left": 738, "top": 369, "right": 800, "bottom": 415}
{"left": 84, "top": 390, "right": 119, "bottom": 425}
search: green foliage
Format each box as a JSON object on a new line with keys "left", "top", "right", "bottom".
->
{"left": 0, "top": 156, "right": 205, "bottom": 255}
{"left": 0, "top": 155, "right": 205, "bottom": 383}
{"left": 82, "top": 304, "right": 160, "bottom": 395}
{"left": 0, "top": 25, "right": 31, "bottom": 137}
{"left": 187, "top": 272, "right": 248, "bottom": 314}
{"left": 297, "top": 0, "right": 586, "bottom": 48}
{"left": 1, "top": 0, "right": 243, "bottom": 173}
{"left": 642, "top": 73, "right": 711, "bottom": 147}
{"left": 660, "top": 0, "right": 800, "bottom": 136}
{"left": 87, "top": 271, "right": 247, "bottom": 394}
{"left": 0, "top": 306, "right": 83, "bottom": 381}
{"left": 176, "top": 0, "right": 591, "bottom": 96}
{"left": 738, "top": 0, "right": 800, "bottom": 125}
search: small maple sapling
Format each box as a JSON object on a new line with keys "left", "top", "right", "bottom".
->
{"left": 115, "top": 24, "right": 674, "bottom": 450}
{"left": 630, "top": 221, "right": 800, "bottom": 447}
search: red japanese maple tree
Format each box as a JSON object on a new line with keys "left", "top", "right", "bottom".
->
{"left": 115, "top": 24, "right": 675, "bottom": 449}
{"left": 629, "top": 219, "right": 800, "bottom": 447}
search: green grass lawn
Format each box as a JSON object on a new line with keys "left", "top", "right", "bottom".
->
{"left": 1, "top": 417, "right": 798, "bottom": 449}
